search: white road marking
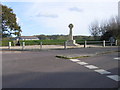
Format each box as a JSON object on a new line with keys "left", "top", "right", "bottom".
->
{"left": 69, "top": 59, "right": 80, "bottom": 62}
{"left": 114, "top": 57, "right": 120, "bottom": 60}
{"left": 85, "top": 65, "right": 98, "bottom": 69}
{"left": 94, "top": 69, "right": 111, "bottom": 74}
{"left": 68, "top": 59, "right": 119, "bottom": 82}
{"left": 76, "top": 62, "right": 88, "bottom": 65}
{"left": 107, "top": 75, "right": 120, "bottom": 81}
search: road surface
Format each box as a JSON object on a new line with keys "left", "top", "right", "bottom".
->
{"left": 2, "top": 47, "right": 119, "bottom": 88}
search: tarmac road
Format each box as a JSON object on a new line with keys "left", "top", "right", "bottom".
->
{"left": 2, "top": 47, "right": 119, "bottom": 88}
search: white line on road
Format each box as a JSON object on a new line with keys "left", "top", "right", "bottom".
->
{"left": 68, "top": 59, "right": 119, "bottom": 82}
{"left": 69, "top": 59, "right": 80, "bottom": 62}
{"left": 94, "top": 69, "right": 111, "bottom": 74}
{"left": 114, "top": 57, "right": 120, "bottom": 60}
{"left": 84, "top": 65, "right": 99, "bottom": 69}
{"left": 107, "top": 75, "right": 120, "bottom": 81}
{"left": 76, "top": 62, "right": 88, "bottom": 65}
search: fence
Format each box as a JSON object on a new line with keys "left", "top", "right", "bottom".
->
{"left": 1, "top": 40, "right": 118, "bottom": 51}
{"left": 77, "top": 40, "right": 118, "bottom": 48}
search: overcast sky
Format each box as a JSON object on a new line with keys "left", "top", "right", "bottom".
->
{"left": 1, "top": 0, "right": 119, "bottom": 36}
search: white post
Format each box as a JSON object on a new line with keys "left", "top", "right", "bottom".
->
{"left": 103, "top": 40, "right": 105, "bottom": 47}
{"left": 84, "top": 41, "right": 87, "bottom": 48}
{"left": 22, "top": 42, "right": 25, "bottom": 50}
{"left": 115, "top": 40, "right": 117, "bottom": 46}
{"left": 64, "top": 41, "right": 67, "bottom": 49}
{"left": 40, "top": 42, "right": 42, "bottom": 49}
{"left": 8, "top": 42, "right": 11, "bottom": 49}
{"left": 110, "top": 42, "right": 113, "bottom": 46}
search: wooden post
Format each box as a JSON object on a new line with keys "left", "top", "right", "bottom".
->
{"left": 103, "top": 40, "right": 105, "bottom": 47}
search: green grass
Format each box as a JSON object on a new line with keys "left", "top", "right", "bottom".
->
{"left": 56, "top": 50, "right": 119, "bottom": 59}
{"left": 20, "top": 40, "right": 66, "bottom": 45}
{"left": 76, "top": 40, "right": 103, "bottom": 45}
{"left": 1, "top": 39, "right": 105, "bottom": 46}
{"left": 1, "top": 40, "right": 14, "bottom": 46}
{"left": 1, "top": 40, "right": 66, "bottom": 46}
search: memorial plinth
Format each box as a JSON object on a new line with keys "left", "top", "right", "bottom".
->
{"left": 67, "top": 24, "right": 79, "bottom": 46}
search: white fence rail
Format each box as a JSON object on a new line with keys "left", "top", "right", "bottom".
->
{"left": 3, "top": 40, "right": 118, "bottom": 50}
{"left": 77, "top": 40, "right": 117, "bottom": 48}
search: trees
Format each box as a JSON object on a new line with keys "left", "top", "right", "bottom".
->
{"left": 89, "top": 20, "right": 100, "bottom": 40}
{"left": 100, "top": 16, "right": 119, "bottom": 40}
{"left": 89, "top": 16, "right": 119, "bottom": 41}
{"left": 1, "top": 4, "right": 22, "bottom": 38}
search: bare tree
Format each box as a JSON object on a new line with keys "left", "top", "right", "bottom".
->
{"left": 89, "top": 20, "right": 100, "bottom": 40}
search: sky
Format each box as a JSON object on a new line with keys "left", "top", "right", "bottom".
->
{"left": 1, "top": 0, "right": 119, "bottom": 36}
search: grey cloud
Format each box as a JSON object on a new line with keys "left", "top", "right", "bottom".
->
{"left": 69, "top": 7, "right": 83, "bottom": 12}
{"left": 36, "top": 13, "right": 58, "bottom": 18}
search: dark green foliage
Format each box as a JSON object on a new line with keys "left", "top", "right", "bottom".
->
{"left": 100, "top": 30, "right": 113, "bottom": 40}
{"left": 89, "top": 16, "right": 119, "bottom": 42}
{"left": 1, "top": 4, "right": 22, "bottom": 38}
{"left": 100, "top": 16, "right": 119, "bottom": 41}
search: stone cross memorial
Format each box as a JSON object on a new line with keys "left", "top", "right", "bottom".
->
{"left": 68, "top": 24, "right": 74, "bottom": 40}
{"left": 67, "top": 23, "right": 79, "bottom": 46}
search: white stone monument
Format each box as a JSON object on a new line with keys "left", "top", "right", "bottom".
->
{"left": 67, "top": 24, "right": 79, "bottom": 46}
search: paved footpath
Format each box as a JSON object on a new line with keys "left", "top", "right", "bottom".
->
{"left": 2, "top": 47, "right": 120, "bottom": 88}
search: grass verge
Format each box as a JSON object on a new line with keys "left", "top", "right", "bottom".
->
{"left": 56, "top": 50, "right": 119, "bottom": 59}
{"left": 56, "top": 55, "right": 90, "bottom": 59}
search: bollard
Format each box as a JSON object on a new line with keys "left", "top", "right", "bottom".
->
{"left": 22, "top": 42, "right": 25, "bottom": 50}
{"left": 115, "top": 40, "right": 117, "bottom": 46}
{"left": 64, "top": 41, "right": 67, "bottom": 49}
{"left": 103, "top": 40, "right": 105, "bottom": 47}
{"left": 8, "top": 42, "right": 11, "bottom": 49}
{"left": 40, "top": 42, "right": 42, "bottom": 49}
{"left": 110, "top": 43, "right": 113, "bottom": 46}
{"left": 84, "top": 41, "right": 87, "bottom": 48}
